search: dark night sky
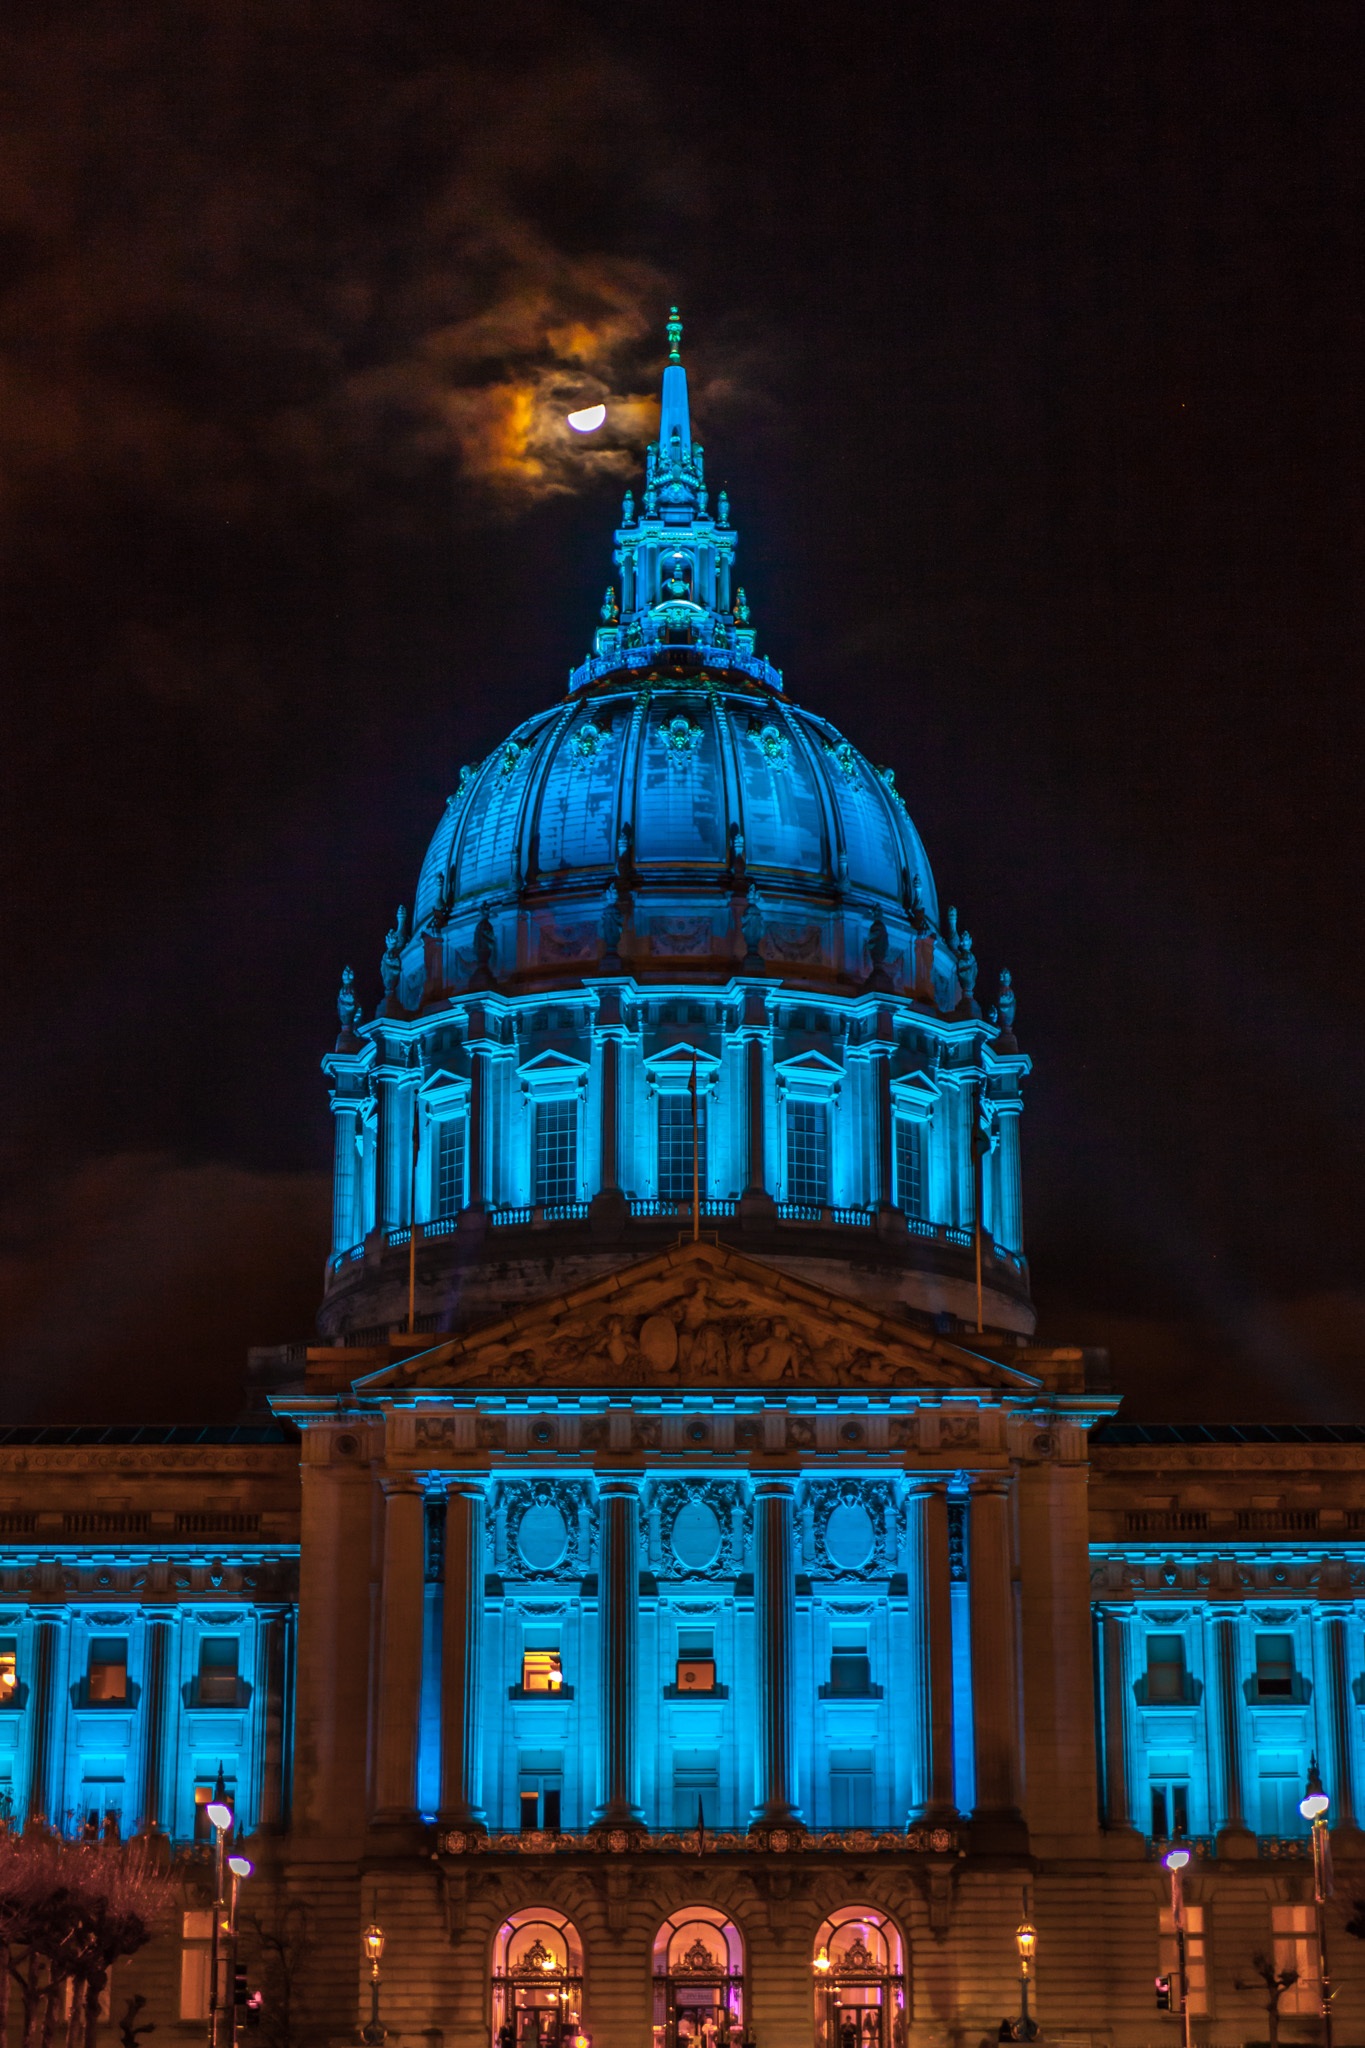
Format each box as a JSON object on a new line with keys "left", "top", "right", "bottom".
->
{"left": 2, "top": 2, "right": 1363, "bottom": 1422}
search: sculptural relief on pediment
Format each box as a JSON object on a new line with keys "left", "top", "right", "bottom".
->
{"left": 428, "top": 1278, "right": 979, "bottom": 1392}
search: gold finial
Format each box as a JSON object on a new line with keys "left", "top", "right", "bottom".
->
{"left": 666, "top": 306, "right": 683, "bottom": 363}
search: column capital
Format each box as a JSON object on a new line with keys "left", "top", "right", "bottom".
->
{"left": 904, "top": 1475, "right": 954, "bottom": 1500}
{"left": 380, "top": 1473, "right": 424, "bottom": 1500}
{"left": 751, "top": 1471, "right": 798, "bottom": 1498}
{"left": 967, "top": 1472, "right": 1013, "bottom": 1499}
{"left": 596, "top": 1471, "right": 642, "bottom": 1497}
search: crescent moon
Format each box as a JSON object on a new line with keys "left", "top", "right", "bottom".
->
{"left": 566, "top": 403, "right": 607, "bottom": 433}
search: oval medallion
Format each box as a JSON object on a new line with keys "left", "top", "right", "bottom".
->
{"left": 671, "top": 1499, "right": 722, "bottom": 1570}
{"left": 518, "top": 1502, "right": 568, "bottom": 1571}
{"left": 824, "top": 1501, "right": 875, "bottom": 1570}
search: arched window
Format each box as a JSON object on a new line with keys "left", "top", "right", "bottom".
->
{"left": 812, "top": 1909, "right": 906, "bottom": 2048}
{"left": 491, "top": 1910, "right": 584, "bottom": 2048}
{"left": 652, "top": 1906, "right": 745, "bottom": 2048}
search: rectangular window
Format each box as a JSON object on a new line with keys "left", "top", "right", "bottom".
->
{"left": 829, "top": 1748, "right": 875, "bottom": 1826}
{"left": 1150, "top": 1782, "right": 1190, "bottom": 1840}
{"left": 658, "top": 1092, "right": 707, "bottom": 1204}
{"left": 1272, "top": 1904, "right": 1318, "bottom": 2013}
{"left": 785, "top": 1099, "right": 829, "bottom": 1205}
{"left": 521, "top": 1650, "right": 564, "bottom": 1694}
{"left": 828, "top": 1625, "right": 872, "bottom": 1697}
{"left": 435, "top": 1118, "right": 466, "bottom": 1218}
{"left": 191, "top": 1781, "right": 234, "bottom": 1843}
{"left": 180, "top": 1912, "right": 214, "bottom": 2021}
{"left": 1255, "top": 1633, "right": 1296, "bottom": 1699}
{"left": 0, "top": 1639, "right": 16, "bottom": 1705}
{"left": 676, "top": 1624, "right": 716, "bottom": 1692}
{"left": 517, "top": 1750, "right": 563, "bottom": 1831}
{"left": 534, "top": 1099, "right": 578, "bottom": 1205}
{"left": 894, "top": 1118, "right": 925, "bottom": 1217}
{"left": 672, "top": 1747, "right": 720, "bottom": 1828}
{"left": 87, "top": 1639, "right": 128, "bottom": 1704}
{"left": 1259, "top": 1775, "right": 1307, "bottom": 1837}
{"left": 197, "top": 1637, "right": 238, "bottom": 1706}
{"left": 1145, "top": 1634, "right": 1188, "bottom": 1703}
{"left": 1158, "top": 1904, "right": 1208, "bottom": 2015}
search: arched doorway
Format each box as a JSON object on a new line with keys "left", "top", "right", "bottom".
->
{"left": 812, "top": 1908, "right": 906, "bottom": 2048}
{"left": 652, "top": 1907, "right": 745, "bottom": 2048}
{"left": 491, "top": 1909, "right": 585, "bottom": 2048}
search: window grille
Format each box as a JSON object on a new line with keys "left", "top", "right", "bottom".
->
{"left": 435, "top": 1117, "right": 466, "bottom": 1218}
{"left": 785, "top": 1099, "right": 829, "bottom": 1205}
{"left": 1158, "top": 1903, "right": 1208, "bottom": 2014}
{"left": 534, "top": 1099, "right": 578, "bottom": 1204}
{"left": 894, "top": 1118, "right": 924, "bottom": 1216}
{"left": 658, "top": 1092, "right": 706, "bottom": 1203}
{"left": 1272, "top": 1904, "right": 1318, "bottom": 2012}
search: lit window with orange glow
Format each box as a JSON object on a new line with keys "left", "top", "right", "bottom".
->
{"left": 522, "top": 1649, "right": 564, "bottom": 1693}
{"left": 0, "top": 1642, "right": 16, "bottom": 1704}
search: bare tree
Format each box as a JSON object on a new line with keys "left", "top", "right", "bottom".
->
{"left": 0, "top": 1833, "right": 175, "bottom": 2048}
{"left": 1235, "top": 1953, "right": 1299, "bottom": 2048}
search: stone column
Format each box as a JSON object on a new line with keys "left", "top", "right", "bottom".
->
{"left": 329, "top": 1098, "right": 362, "bottom": 1254}
{"left": 968, "top": 1478, "right": 1022, "bottom": 1819}
{"left": 1208, "top": 1612, "right": 1254, "bottom": 1851}
{"left": 138, "top": 1617, "right": 170, "bottom": 1839}
{"left": 1100, "top": 1608, "right": 1137, "bottom": 1832}
{"left": 907, "top": 1482, "right": 956, "bottom": 1821}
{"left": 594, "top": 1477, "right": 645, "bottom": 1827}
{"left": 372, "top": 1477, "right": 426, "bottom": 1823}
{"left": 752, "top": 1475, "right": 802, "bottom": 1825}
{"left": 465, "top": 1049, "right": 486, "bottom": 1210}
{"left": 25, "top": 1618, "right": 58, "bottom": 1827}
{"left": 599, "top": 1038, "right": 620, "bottom": 1192}
{"left": 1322, "top": 1612, "right": 1361, "bottom": 1839}
{"left": 257, "top": 1612, "right": 290, "bottom": 1832}
{"left": 745, "top": 1037, "right": 766, "bottom": 1195}
{"left": 875, "top": 1051, "right": 893, "bottom": 1209}
{"left": 440, "top": 1481, "right": 487, "bottom": 1829}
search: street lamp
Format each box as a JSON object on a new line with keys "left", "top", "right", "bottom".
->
{"left": 1162, "top": 1845, "right": 1193, "bottom": 2048}
{"left": 361, "top": 1921, "right": 386, "bottom": 2047}
{"left": 225, "top": 1855, "right": 253, "bottom": 2048}
{"left": 206, "top": 1770, "right": 233, "bottom": 2048}
{"left": 1299, "top": 1757, "right": 1333, "bottom": 2048}
{"left": 1013, "top": 1895, "right": 1039, "bottom": 2043}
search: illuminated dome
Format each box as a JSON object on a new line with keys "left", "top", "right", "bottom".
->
{"left": 321, "top": 311, "right": 1032, "bottom": 1344}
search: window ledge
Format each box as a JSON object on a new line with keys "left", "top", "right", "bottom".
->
{"left": 507, "top": 1685, "right": 575, "bottom": 1701}
{"left": 818, "top": 1683, "right": 885, "bottom": 1700}
{"left": 663, "top": 1683, "right": 730, "bottom": 1700}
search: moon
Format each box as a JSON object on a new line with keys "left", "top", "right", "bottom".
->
{"left": 566, "top": 403, "right": 607, "bottom": 433}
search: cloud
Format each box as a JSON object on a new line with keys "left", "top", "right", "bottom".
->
{"left": 0, "top": 1154, "right": 329, "bottom": 1422}
{"left": 0, "top": 11, "right": 703, "bottom": 538}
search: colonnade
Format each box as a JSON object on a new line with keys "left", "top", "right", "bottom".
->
{"left": 1095, "top": 1604, "right": 1362, "bottom": 1842}
{"left": 369, "top": 1470, "right": 1024, "bottom": 1832}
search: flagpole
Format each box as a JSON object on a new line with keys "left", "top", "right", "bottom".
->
{"left": 407, "top": 1092, "right": 421, "bottom": 1334}
{"left": 690, "top": 1051, "right": 700, "bottom": 1242}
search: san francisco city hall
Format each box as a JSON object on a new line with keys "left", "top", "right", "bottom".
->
{"left": 6, "top": 316, "right": 1365, "bottom": 2048}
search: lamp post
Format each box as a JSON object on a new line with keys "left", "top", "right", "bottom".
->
{"left": 1014, "top": 1896, "right": 1039, "bottom": 2043}
{"left": 226, "top": 1855, "right": 253, "bottom": 2048}
{"left": 205, "top": 1771, "right": 234, "bottom": 2048}
{"left": 1300, "top": 1757, "right": 1333, "bottom": 2048}
{"left": 1162, "top": 1845, "right": 1193, "bottom": 2048}
{"left": 361, "top": 1920, "right": 386, "bottom": 2047}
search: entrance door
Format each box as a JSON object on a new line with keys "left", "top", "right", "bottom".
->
{"left": 670, "top": 1986, "right": 734, "bottom": 2048}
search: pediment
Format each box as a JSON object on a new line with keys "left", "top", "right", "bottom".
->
{"left": 355, "top": 1239, "right": 1038, "bottom": 1397}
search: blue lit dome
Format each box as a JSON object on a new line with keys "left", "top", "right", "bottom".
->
{"left": 323, "top": 312, "right": 1032, "bottom": 1347}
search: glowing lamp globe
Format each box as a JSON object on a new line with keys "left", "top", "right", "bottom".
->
{"left": 228, "top": 1855, "right": 253, "bottom": 1879}
{"left": 206, "top": 1798, "right": 233, "bottom": 1833}
{"left": 1301, "top": 1757, "right": 1329, "bottom": 1821}
{"left": 363, "top": 1923, "right": 385, "bottom": 1967}
{"left": 1163, "top": 1846, "right": 1191, "bottom": 1871}
{"left": 566, "top": 404, "right": 607, "bottom": 433}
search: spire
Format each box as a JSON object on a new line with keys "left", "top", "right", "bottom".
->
{"left": 659, "top": 305, "right": 692, "bottom": 458}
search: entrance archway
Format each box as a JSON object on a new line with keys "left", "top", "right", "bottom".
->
{"left": 652, "top": 1907, "right": 744, "bottom": 2048}
{"left": 492, "top": 1909, "right": 584, "bottom": 2048}
{"left": 812, "top": 1908, "right": 906, "bottom": 2048}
